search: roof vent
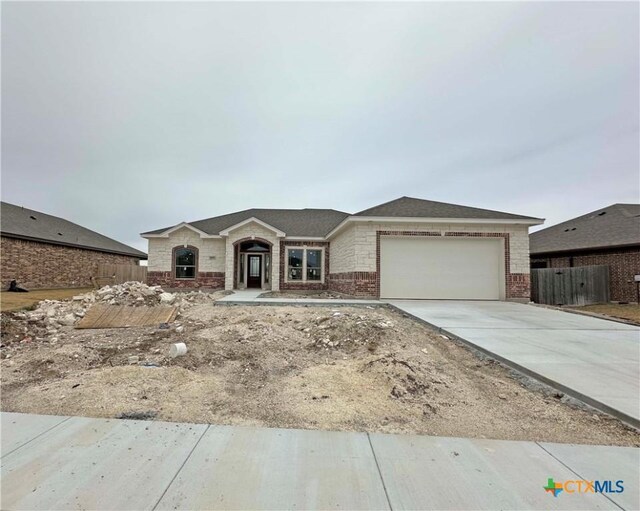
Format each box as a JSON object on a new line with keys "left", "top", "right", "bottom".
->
{"left": 57, "top": 232, "right": 63, "bottom": 236}
{"left": 29, "top": 215, "right": 36, "bottom": 220}
{"left": 597, "top": 211, "right": 607, "bottom": 216}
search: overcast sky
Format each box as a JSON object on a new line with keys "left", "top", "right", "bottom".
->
{"left": 2, "top": 1, "right": 638, "bottom": 252}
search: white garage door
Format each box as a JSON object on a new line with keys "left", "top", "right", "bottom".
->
{"left": 380, "top": 237, "right": 504, "bottom": 300}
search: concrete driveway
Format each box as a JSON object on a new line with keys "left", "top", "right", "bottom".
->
{"left": 388, "top": 301, "right": 640, "bottom": 427}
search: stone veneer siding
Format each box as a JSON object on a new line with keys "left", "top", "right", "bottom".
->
{"left": 146, "top": 221, "right": 533, "bottom": 298}
{"left": 225, "top": 223, "right": 280, "bottom": 291}
{"left": 531, "top": 247, "right": 640, "bottom": 303}
{"left": 328, "top": 222, "right": 532, "bottom": 300}
{"left": 146, "top": 227, "right": 226, "bottom": 289}
{"left": 279, "top": 241, "right": 330, "bottom": 291}
{"left": 1, "top": 236, "right": 141, "bottom": 290}
{"left": 232, "top": 236, "right": 274, "bottom": 290}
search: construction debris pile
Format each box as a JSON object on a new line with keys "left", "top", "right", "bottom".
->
{"left": 1, "top": 282, "right": 225, "bottom": 347}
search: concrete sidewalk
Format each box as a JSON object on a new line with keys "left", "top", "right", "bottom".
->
{"left": 217, "top": 289, "right": 381, "bottom": 305}
{"left": 1, "top": 412, "right": 638, "bottom": 510}
{"left": 388, "top": 300, "right": 640, "bottom": 428}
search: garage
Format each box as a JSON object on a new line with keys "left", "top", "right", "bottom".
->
{"left": 379, "top": 236, "right": 505, "bottom": 299}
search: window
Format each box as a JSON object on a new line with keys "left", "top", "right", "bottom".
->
{"left": 286, "top": 247, "right": 324, "bottom": 283}
{"left": 175, "top": 247, "right": 196, "bottom": 279}
{"left": 288, "top": 249, "right": 304, "bottom": 280}
{"left": 306, "top": 249, "right": 322, "bottom": 281}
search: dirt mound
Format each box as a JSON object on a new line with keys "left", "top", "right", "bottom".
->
{"left": 304, "top": 309, "right": 393, "bottom": 352}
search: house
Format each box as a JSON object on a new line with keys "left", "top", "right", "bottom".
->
{"left": 1, "top": 201, "right": 147, "bottom": 289}
{"left": 142, "top": 197, "right": 542, "bottom": 300}
{"left": 530, "top": 203, "right": 640, "bottom": 303}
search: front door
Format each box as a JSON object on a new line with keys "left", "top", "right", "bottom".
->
{"left": 247, "top": 255, "right": 262, "bottom": 288}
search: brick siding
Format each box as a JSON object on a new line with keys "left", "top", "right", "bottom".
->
{"left": 1, "top": 236, "right": 140, "bottom": 290}
{"left": 532, "top": 247, "right": 640, "bottom": 302}
{"left": 147, "top": 270, "right": 225, "bottom": 289}
{"left": 328, "top": 230, "right": 531, "bottom": 300}
{"left": 279, "top": 241, "right": 330, "bottom": 290}
{"left": 327, "top": 271, "right": 377, "bottom": 296}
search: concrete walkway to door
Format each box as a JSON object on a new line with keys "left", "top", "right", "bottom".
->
{"left": 387, "top": 300, "right": 640, "bottom": 428}
{"left": 217, "top": 289, "right": 380, "bottom": 305}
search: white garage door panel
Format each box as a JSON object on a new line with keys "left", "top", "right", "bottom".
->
{"left": 380, "top": 237, "right": 504, "bottom": 300}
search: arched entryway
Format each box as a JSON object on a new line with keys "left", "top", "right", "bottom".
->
{"left": 234, "top": 239, "right": 272, "bottom": 289}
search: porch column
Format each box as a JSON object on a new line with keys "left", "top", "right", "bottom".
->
{"left": 271, "top": 240, "right": 280, "bottom": 291}
{"left": 224, "top": 238, "right": 234, "bottom": 291}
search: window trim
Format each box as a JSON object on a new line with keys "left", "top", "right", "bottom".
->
{"left": 285, "top": 246, "right": 325, "bottom": 284}
{"left": 172, "top": 245, "right": 198, "bottom": 280}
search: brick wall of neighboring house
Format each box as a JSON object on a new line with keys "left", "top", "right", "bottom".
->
{"left": 0, "top": 236, "right": 140, "bottom": 290}
{"left": 279, "top": 241, "right": 330, "bottom": 291}
{"left": 531, "top": 247, "right": 640, "bottom": 302}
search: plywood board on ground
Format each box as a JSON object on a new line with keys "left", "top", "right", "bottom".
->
{"left": 76, "top": 305, "right": 177, "bottom": 329}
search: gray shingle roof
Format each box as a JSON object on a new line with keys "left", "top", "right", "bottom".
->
{"left": 1, "top": 201, "right": 147, "bottom": 258}
{"left": 143, "top": 208, "right": 350, "bottom": 237}
{"left": 142, "top": 197, "right": 541, "bottom": 238}
{"left": 530, "top": 204, "right": 640, "bottom": 255}
{"left": 354, "top": 196, "right": 541, "bottom": 221}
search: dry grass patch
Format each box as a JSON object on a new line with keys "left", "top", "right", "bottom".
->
{"left": 570, "top": 303, "right": 640, "bottom": 324}
{"left": 0, "top": 288, "right": 93, "bottom": 312}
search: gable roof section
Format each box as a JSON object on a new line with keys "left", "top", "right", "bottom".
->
{"left": 147, "top": 222, "right": 216, "bottom": 238}
{"left": 219, "top": 217, "right": 286, "bottom": 237}
{"left": 354, "top": 196, "right": 542, "bottom": 221}
{"left": 530, "top": 204, "right": 640, "bottom": 255}
{"left": 1, "top": 202, "right": 147, "bottom": 258}
{"left": 142, "top": 208, "right": 350, "bottom": 238}
{"left": 142, "top": 197, "right": 542, "bottom": 239}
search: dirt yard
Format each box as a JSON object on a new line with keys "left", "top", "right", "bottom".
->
{"left": 1, "top": 288, "right": 94, "bottom": 312}
{"left": 569, "top": 303, "right": 640, "bottom": 324}
{"left": 2, "top": 301, "right": 638, "bottom": 446}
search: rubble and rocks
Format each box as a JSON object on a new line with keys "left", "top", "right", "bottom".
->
{"left": 0, "top": 282, "right": 227, "bottom": 350}
{"left": 305, "top": 310, "right": 396, "bottom": 352}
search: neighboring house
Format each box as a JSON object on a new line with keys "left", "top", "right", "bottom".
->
{"left": 142, "top": 196, "right": 542, "bottom": 300}
{"left": 530, "top": 204, "right": 640, "bottom": 303}
{"left": 1, "top": 202, "right": 147, "bottom": 289}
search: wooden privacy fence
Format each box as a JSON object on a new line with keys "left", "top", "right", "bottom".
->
{"left": 531, "top": 265, "right": 609, "bottom": 306}
{"left": 93, "top": 263, "right": 147, "bottom": 287}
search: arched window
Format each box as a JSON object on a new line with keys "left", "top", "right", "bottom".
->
{"left": 174, "top": 247, "right": 197, "bottom": 279}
